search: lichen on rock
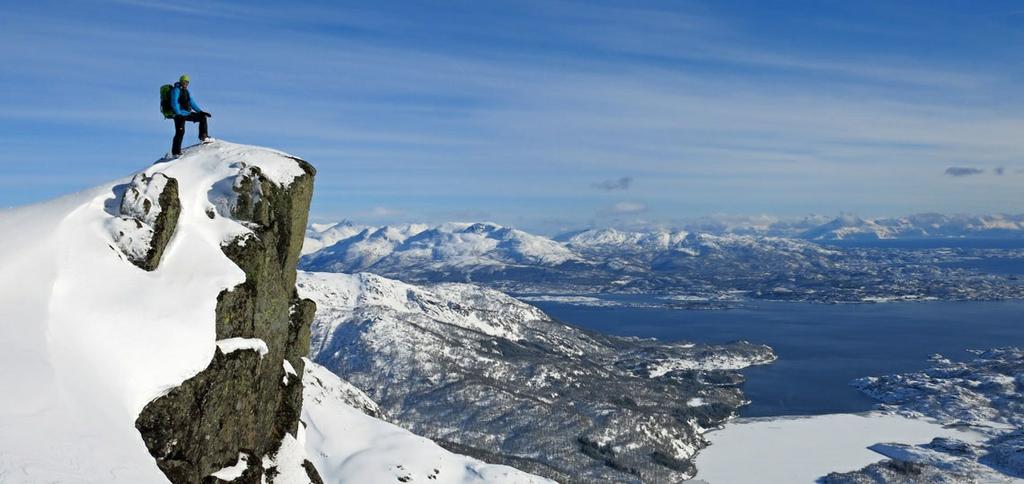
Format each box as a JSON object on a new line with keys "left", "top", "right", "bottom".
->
{"left": 135, "top": 156, "right": 322, "bottom": 483}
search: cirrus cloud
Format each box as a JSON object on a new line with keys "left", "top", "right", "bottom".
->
{"left": 592, "top": 177, "right": 633, "bottom": 191}
{"left": 944, "top": 167, "right": 985, "bottom": 177}
{"left": 605, "top": 201, "right": 648, "bottom": 215}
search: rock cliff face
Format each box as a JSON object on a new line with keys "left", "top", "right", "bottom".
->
{"left": 135, "top": 157, "right": 321, "bottom": 483}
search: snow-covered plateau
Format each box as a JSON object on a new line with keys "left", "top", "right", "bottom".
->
{"left": 0, "top": 141, "right": 548, "bottom": 483}
{"left": 298, "top": 270, "right": 775, "bottom": 483}
{"left": 301, "top": 223, "right": 1024, "bottom": 304}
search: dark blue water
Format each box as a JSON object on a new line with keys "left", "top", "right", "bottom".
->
{"left": 531, "top": 298, "right": 1024, "bottom": 417}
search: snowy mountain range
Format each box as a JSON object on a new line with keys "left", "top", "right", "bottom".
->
{"left": 302, "top": 222, "right": 1024, "bottom": 303}
{"left": 0, "top": 141, "right": 546, "bottom": 484}
{"left": 298, "top": 270, "right": 774, "bottom": 483}
{"left": 677, "top": 213, "right": 1024, "bottom": 240}
{"left": 301, "top": 222, "right": 588, "bottom": 287}
{"left": 302, "top": 222, "right": 838, "bottom": 279}
{"left": 798, "top": 213, "right": 1024, "bottom": 241}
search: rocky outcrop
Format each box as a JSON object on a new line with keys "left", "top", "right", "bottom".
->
{"left": 109, "top": 172, "right": 181, "bottom": 271}
{"left": 821, "top": 458, "right": 976, "bottom": 484}
{"left": 135, "top": 158, "right": 321, "bottom": 483}
{"left": 830, "top": 348, "right": 1024, "bottom": 482}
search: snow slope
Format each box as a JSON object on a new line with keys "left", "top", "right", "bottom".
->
{"left": 299, "top": 270, "right": 775, "bottom": 483}
{"left": 302, "top": 220, "right": 371, "bottom": 255}
{"left": 301, "top": 360, "right": 551, "bottom": 484}
{"left": 0, "top": 140, "right": 553, "bottom": 483}
{"left": 0, "top": 140, "right": 306, "bottom": 482}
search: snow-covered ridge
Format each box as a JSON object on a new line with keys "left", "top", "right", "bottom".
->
{"left": 300, "top": 270, "right": 775, "bottom": 483}
{"left": 301, "top": 219, "right": 372, "bottom": 255}
{"left": 300, "top": 271, "right": 545, "bottom": 343}
{"left": 302, "top": 221, "right": 583, "bottom": 275}
{"left": 0, "top": 141, "right": 310, "bottom": 482}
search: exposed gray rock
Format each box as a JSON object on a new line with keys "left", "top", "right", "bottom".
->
{"left": 979, "top": 430, "right": 1024, "bottom": 478}
{"left": 109, "top": 172, "right": 181, "bottom": 271}
{"left": 134, "top": 156, "right": 321, "bottom": 483}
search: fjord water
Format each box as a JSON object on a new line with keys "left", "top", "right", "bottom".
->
{"left": 531, "top": 298, "right": 1024, "bottom": 417}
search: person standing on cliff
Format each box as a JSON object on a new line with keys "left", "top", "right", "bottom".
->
{"left": 168, "top": 75, "right": 213, "bottom": 157}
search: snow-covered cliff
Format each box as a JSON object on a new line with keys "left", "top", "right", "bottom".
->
{"left": 0, "top": 140, "right": 313, "bottom": 482}
{"left": 0, "top": 141, "right": 545, "bottom": 484}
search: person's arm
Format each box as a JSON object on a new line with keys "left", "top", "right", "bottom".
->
{"left": 170, "top": 87, "right": 189, "bottom": 116}
{"left": 189, "top": 96, "right": 203, "bottom": 114}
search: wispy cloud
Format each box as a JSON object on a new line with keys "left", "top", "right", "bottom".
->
{"left": 1, "top": 1, "right": 1021, "bottom": 220}
{"left": 945, "top": 167, "right": 985, "bottom": 177}
{"left": 601, "top": 201, "right": 647, "bottom": 216}
{"left": 592, "top": 177, "right": 632, "bottom": 191}
{"left": 366, "top": 206, "right": 403, "bottom": 217}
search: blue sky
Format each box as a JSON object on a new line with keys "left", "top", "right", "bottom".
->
{"left": 1, "top": 0, "right": 1022, "bottom": 234}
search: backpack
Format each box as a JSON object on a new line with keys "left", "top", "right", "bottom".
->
{"left": 159, "top": 84, "right": 175, "bottom": 119}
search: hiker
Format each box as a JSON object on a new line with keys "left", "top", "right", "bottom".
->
{"left": 163, "top": 74, "right": 212, "bottom": 157}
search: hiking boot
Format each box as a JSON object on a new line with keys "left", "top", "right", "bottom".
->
{"left": 200, "top": 136, "right": 216, "bottom": 143}
{"left": 157, "top": 152, "right": 178, "bottom": 163}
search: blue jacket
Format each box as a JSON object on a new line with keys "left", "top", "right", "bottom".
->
{"left": 170, "top": 83, "right": 202, "bottom": 117}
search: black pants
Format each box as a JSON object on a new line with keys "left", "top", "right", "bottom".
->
{"left": 172, "top": 113, "right": 209, "bottom": 155}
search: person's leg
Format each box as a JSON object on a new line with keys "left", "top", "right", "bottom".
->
{"left": 184, "top": 112, "right": 209, "bottom": 140}
{"left": 197, "top": 114, "right": 208, "bottom": 140}
{"left": 172, "top": 116, "right": 186, "bottom": 155}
